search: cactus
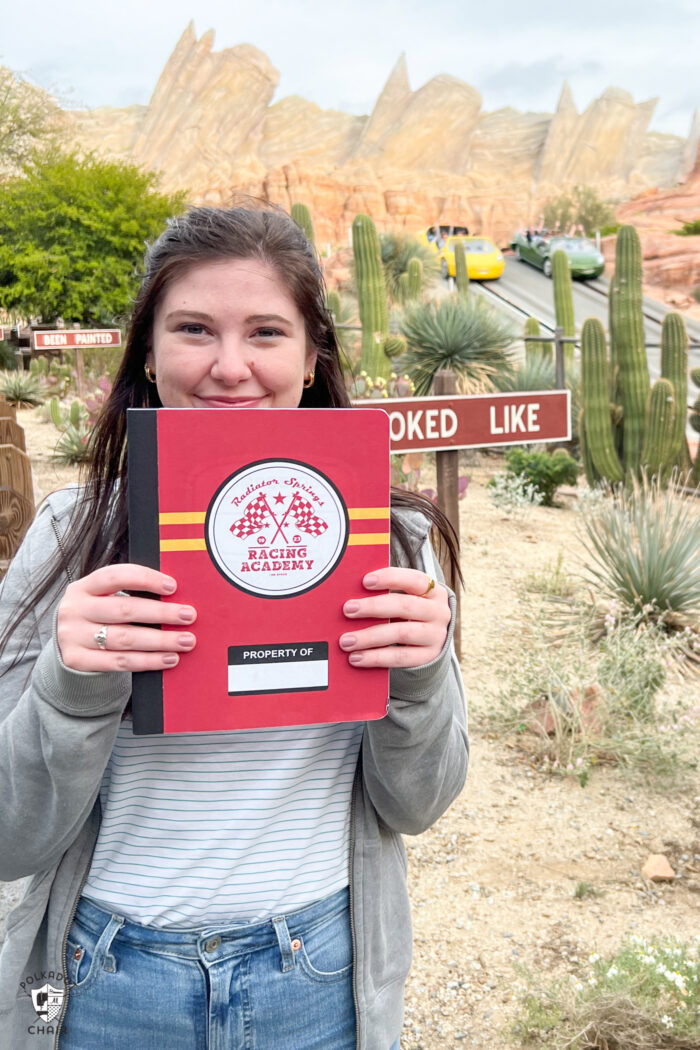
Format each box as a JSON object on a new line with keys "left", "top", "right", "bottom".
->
{"left": 578, "top": 408, "right": 599, "bottom": 488}
{"left": 580, "top": 318, "right": 623, "bottom": 483}
{"left": 524, "top": 316, "right": 551, "bottom": 365}
{"left": 49, "top": 396, "right": 63, "bottom": 429}
{"left": 327, "top": 291, "right": 341, "bottom": 319}
{"left": 382, "top": 335, "right": 406, "bottom": 359}
{"left": 453, "top": 241, "right": 469, "bottom": 295}
{"left": 640, "top": 379, "right": 676, "bottom": 480}
{"left": 398, "top": 273, "right": 410, "bottom": 302}
{"left": 690, "top": 368, "right": 700, "bottom": 485}
{"left": 660, "top": 312, "right": 691, "bottom": 472}
{"left": 352, "top": 214, "right": 391, "bottom": 380}
{"left": 552, "top": 250, "right": 575, "bottom": 373}
{"left": 609, "top": 225, "right": 650, "bottom": 474}
{"left": 291, "top": 203, "right": 315, "bottom": 245}
{"left": 407, "top": 257, "right": 423, "bottom": 300}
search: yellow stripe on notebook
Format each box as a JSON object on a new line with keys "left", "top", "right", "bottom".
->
{"left": 347, "top": 533, "right": 390, "bottom": 545}
{"left": 160, "top": 538, "right": 207, "bottom": 552}
{"left": 347, "top": 508, "right": 390, "bottom": 519}
{"left": 159, "top": 512, "right": 207, "bottom": 525}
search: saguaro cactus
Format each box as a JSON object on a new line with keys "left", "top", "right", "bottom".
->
{"left": 609, "top": 225, "right": 650, "bottom": 474}
{"left": 524, "top": 316, "right": 551, "bottom": 365}
{"left": 690, "top": 367, "right": 700, "bottom": 485}
{"left": 640, "top": 379, "right": 676, "bottom": 480}
{"left": 580, "top": 318, "right": 623, "bottom": 483}
{"left": 453, "top": 241, "right": 469, "bottom": 295}
{"left": 352, "top": 214, "right": 391, "bottom": 380}
{"left": 291, "top": 203, "right": 315, "bottom": 245}
{"left": 552, "top": 250, "right": 575, "bottom": 334}
{"left": 407, "top": 257, "right": 423, "bottom": 300}
{"left": 660, "top": 312, "right": 690, "bottom": 470}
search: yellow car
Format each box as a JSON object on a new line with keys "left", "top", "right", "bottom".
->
{"left": 439, "top": 236, "right": 505, "bottom": 281}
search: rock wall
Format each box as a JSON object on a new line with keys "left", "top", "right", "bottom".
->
{"left": 64, "top": 24, "right": 696, "bottom": 254}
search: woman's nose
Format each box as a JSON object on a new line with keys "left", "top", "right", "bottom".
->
{"left": 209, "top": 338, "right": 253, "bottom": 384}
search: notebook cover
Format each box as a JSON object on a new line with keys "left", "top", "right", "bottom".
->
{"left": 127, "top": 408, "right": 391, "bottom": 734}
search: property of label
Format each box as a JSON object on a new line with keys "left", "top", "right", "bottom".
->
{"left": 228, "top": 642, "right": 329, "bottom": 695}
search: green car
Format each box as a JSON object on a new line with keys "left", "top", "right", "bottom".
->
{"left": 511, "top": 232, "right": 605, "bottom": 279}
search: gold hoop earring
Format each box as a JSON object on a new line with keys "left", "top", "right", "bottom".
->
{"left": 144, "top": 363, "right": 157, "bottom": 384}
{"left": 303, "top": 370, "right": 315, "bottom": 389}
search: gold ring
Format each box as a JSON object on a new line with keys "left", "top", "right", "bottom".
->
{"left": 420, "top": 577, "right": 435, "bottom": 597}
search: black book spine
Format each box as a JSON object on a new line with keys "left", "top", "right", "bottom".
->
{"left": 127, "top": 409, "right": 164, "bottom": 734}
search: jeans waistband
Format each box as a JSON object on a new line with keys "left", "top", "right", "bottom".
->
{"left": 75, "top": 887, "right": 350, "bottom": 961}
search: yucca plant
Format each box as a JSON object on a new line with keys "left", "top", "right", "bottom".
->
{"left": 577, "top": 475, "right": 700, "bottom": 662}
{"left": 52, "top": 423, "right": 92, "bottom": 465}
{"left": 0, "top": 370, "right": 44, "bottom": 407}
{"left": 379, "top": 232, "right": 440, "bottom": 304}
{"left": 399, "top": 294, "right": 516, "bottom": 396}
{"left": 493, "top": 354, "right": 556, "bottom": 393}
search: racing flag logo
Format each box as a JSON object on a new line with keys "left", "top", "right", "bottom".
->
{"left": 206, "top": 459, "right": 347, "bottom": 598}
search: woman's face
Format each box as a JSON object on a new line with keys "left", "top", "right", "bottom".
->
{"left": 147, "top": 258, "right": 317, "bottom": 409}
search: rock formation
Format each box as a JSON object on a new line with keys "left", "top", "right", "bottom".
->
{"left": 63, "top": 23, "right": 697, "bottom": 261}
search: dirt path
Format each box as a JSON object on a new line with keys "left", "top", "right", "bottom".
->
{"left": 2, "top": 411, "right": 699, "bottom": 1048}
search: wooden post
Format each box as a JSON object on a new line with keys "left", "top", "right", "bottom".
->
{"left": 433, "top": 369, "right": 461, "bottom": 660}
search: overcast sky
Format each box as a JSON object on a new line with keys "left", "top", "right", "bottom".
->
{"left": 3, "top": 0, "right": 699, "bottom": 138}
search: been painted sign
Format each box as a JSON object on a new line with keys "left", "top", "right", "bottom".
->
{"left": 352, "top": 390, "right": 571, "bottom": 453}
{"left": 33, "top": 329, "right": 121, "bottom": 350}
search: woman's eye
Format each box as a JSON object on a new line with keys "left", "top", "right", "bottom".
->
{"left": 178, "top": 323, "right": 206, "bottom": 336}
{"left": 255, "top": 327, "right": 284, "bottom": 339}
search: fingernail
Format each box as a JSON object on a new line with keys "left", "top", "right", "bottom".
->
{"left": 339, "top": 635, "right": 356, "bottom": 650}
{"left": 348, "top": 653, "right": 363, "bottom": 665}
{"left": 163, "top": 654, "right": 179, "bottom": 666}
{"left": 177, "top": 634, "right": 196, "bottom": 649}
{"left": 363, "top": 575, "right": 378, "bottom": 588}
{"left": 162, "top": 578, "right": 177, "bottom": 594}
{"left": 178, "top": 608, "right": 195, "bottom": 622}
{"left": 344, "top": 601, "right": 360, "bottom": 615}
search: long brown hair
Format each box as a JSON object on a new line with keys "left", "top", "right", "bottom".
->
{"left": 1, "top": 205, "right": 460, "bottom": 656}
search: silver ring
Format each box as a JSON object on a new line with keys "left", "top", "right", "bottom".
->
{"left": 114, "top": 590, "right": 129, "bottom": 598}
{"left": 94, "top": 625, "right": 109, "bottom": 650}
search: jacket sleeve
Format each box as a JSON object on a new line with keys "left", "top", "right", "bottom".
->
{"left": 360, "top": 530, "right": 469, "bottom": 836}
{"left": 0, "top": 497, "right": 131, "bottom": 881}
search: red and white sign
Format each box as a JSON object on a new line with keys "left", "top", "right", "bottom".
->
{"left": 33, "top": 328, "right": 121, "bottom": 350}
{"left": 353, "top": 390, "right": 570, "bottom": 453}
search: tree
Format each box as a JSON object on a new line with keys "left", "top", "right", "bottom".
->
{"left": 543, "top": 185, "right": 616, "bottom": 237}
{"left": 399, "top": 294, "right": 516, "bottom": 396}
{"left": 0, "top": 152, "right": 187, "bottom": 324}
{"left": 0, "top": 66, "right": 61, "bottom": 176}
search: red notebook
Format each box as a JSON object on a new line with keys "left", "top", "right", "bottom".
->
{"left": 127, "top": 408, "right": 390, "bottom": 735}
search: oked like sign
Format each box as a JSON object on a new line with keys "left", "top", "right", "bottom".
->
{"left": 353, "top": 390, "right": 571, "bottom": 453}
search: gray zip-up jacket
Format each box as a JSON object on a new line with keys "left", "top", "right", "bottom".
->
{"left": 0, "top": 487, "right": 468, "bottom": 1050}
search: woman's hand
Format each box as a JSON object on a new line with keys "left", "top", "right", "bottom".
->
{"left": 339, "top": 567, "right": 450, "bottom": 669}
{"left": 56, "top": 565, "right": 197, "bottom": 672}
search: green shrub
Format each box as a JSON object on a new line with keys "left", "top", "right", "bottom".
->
{"left": 513, "top": 934, "right": 700, "bottom": 1047}
{"left": 503, "top": 447, "right": 578, "bottom": 506}
{"left": 672, "top": 218, "right": 700, "bottom": 236}
{"left": 0, "top": 341, "right": 18, "bottom": 370}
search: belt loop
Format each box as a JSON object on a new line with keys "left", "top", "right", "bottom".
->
{"left": 272, "top": 916, "right": 296, "bottom": 973}
{"left": 102, "top": 915, "right": 126, "bottom": 974}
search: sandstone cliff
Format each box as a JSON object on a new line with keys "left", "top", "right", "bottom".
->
{"left": 63, "top": 24, "right": 695, "bottom": 254}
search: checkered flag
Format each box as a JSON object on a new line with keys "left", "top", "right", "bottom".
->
{"left": 230, "top": 494, "right": 271, "bottom": 538}
{"left": 288, "top": 491, "right": 328, "bottom": 536}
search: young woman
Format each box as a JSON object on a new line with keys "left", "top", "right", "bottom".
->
{"left": 0, "top": 206, "right": 468, "bottom": 1050}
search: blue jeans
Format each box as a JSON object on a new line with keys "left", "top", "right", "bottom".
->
{"left": 59, "top": 887, "right": 401, "bottom": 1050}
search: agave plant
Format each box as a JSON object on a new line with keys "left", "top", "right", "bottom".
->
{"left": 577, "top": 475, "right": 700, "bottom": 661}
{"left": 379, "top": 232, "right": 440, "bottom": 303}
{"left": 0, "top": 369, "right": 45, "bottom": 407}
{"left": 52, "top": 423, "right": 92, "bottom": 465}
{"left": 398, "top": 294, "right": 516, "bottom": 396}
{"left": 493, "top": 354, "right": 556, "bottom": 393}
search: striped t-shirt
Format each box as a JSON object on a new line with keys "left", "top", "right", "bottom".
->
{"left": 82, "top": 717, "right": 364, "bottom": 928}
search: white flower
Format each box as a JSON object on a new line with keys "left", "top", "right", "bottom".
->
{"left": 660, "top": 1014, "right": 673, "bottom": 1029}
{"left": 588, "top": 976, "right": 598, "bottom": 986}
{"left": 606, "top": 965, "right": 619, "bottom": 978}
{"left": 589, "top": 953, "right": 600, "bottom": 963}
